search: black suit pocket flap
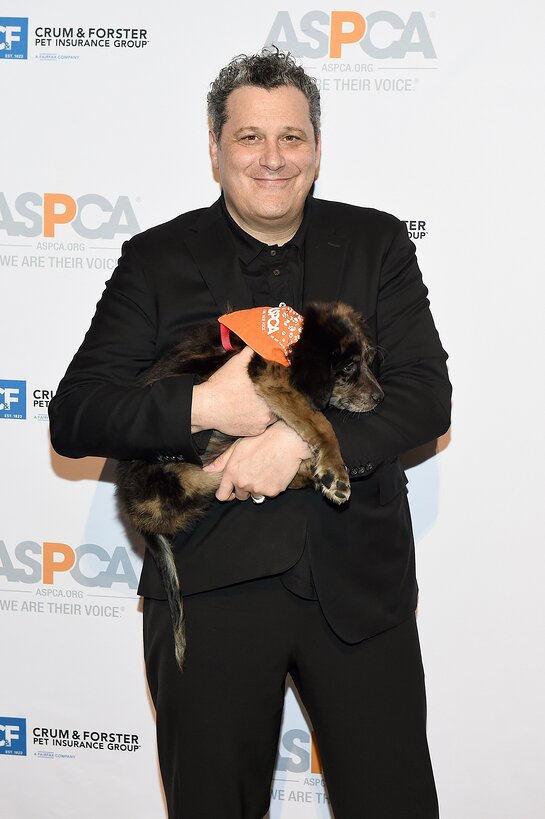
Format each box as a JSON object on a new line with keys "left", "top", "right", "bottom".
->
{"left": 379, "top": 463, "right": 408, "bottom": 505}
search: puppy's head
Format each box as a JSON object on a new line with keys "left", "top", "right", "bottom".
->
{"left": 289, "top": 302, "right": 383, "bottom": 412}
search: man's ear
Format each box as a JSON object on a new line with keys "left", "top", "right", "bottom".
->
{"left": 314, "top": 130, "right": 322, "bottom": 180}
{"left": 209, "top": 130, "right": 219, "bottom": 170}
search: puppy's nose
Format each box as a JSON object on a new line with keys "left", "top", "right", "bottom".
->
{"left": 372, "top": 392, "right": 383, "bottom": 403}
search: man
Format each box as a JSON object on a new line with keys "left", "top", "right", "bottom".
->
{"left": 49, "top": 49, "right": 451, "bottom": 818}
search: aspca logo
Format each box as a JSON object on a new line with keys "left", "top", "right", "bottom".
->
{"left": 276, "top": 729, "right": 322, "bottom": 774}
{"left": 267, "top": 306, "right": 281, "bottom": 336}
{"left": 0, "top": 379, "right": 26, "bottom": 420}
{"left": 0, "top": 192, "right": 140, "bottom": 239}
{"left": 266, "top": 10, "right": 436, "bottom": 59}
{"left": 0, "top": 540, "right": 138, "bottom": 589}
{"left": 0, "top": 718, "right": 27, "bottom": 756}
{"left": 0, "top": 17, "right": 28, "bottom": 59}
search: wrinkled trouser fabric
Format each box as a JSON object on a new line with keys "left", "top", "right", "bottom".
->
{"left": 144, "top": 576, "right": 439, "bottom": 819}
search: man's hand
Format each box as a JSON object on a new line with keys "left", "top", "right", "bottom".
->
{"left": 191, "top": 346, "right": 276, "bottom": 437}
{"left": 203, "top": 420, "right": 312, "bottom": 501}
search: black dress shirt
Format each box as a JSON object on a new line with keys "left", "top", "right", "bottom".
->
{"left": 220, "top": 196, "right": 317, "bottom": 600}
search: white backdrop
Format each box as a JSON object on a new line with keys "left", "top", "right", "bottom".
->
{"left": 1, "top": 1, "right": 544, "bottom": 817}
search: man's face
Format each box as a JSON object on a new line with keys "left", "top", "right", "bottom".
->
{"left": 209, "top": 84, "right": 321, "bottom": 234}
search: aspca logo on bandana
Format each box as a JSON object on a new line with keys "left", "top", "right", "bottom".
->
{"left": 262, "top": 305, "right": 303, "bottom": 344}
{"left": 219, "top": 304, "right": 304, "bottom": 366}
{"left": 266, "top": 306, "right": 282, "bottom": 335}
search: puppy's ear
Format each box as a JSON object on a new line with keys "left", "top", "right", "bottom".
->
{"left": 290, "top": 306, "right": 335, "bottom": 409}
{"left": 290, "top": 337, "right": 334, "bottom": 409}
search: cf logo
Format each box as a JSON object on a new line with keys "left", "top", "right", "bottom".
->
{"left": 0, "top": 387, "right": 19, "bottom": 411}
{"left": 0, "top": 723, "right": 20, "bottom": 747}
{"left": 0, "top": 24, "right": 22, "bottom": 51}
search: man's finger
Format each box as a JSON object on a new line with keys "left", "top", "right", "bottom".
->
{"left": 216, "top": 474, "right": 236, "bottom": 501}
{"left": 237, "top": 345, "right": 254, "bottom": 362}
{"left": 203, "top": 451, "right": 227, "bottom": 473}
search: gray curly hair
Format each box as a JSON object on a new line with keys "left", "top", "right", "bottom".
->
{"left": 207, "top": 47, "right": 321, "bottom": 143}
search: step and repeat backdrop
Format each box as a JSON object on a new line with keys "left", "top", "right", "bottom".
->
{"left": 1, "top": 1, "right": 544, "bottom": 817}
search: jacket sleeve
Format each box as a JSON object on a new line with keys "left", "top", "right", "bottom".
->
{"left": 325, "top": 221, "right": 452, "bottom": 476}
{"left": 48, "top": 240, "right": 203, "bottom": 464}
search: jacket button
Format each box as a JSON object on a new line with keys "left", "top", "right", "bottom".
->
{"left": 365, "top": 462, "right": 374, "bottom": 472}
{"left": 349, "top": 467, "right": 358, "bottom": 477}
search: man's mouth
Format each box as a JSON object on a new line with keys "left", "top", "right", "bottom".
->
{"left": 252, "top": 177, "right": 293, "bottom": 184}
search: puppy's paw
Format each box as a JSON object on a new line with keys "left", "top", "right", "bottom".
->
{"left": 314, "top": 462, "right": 351, "bottom": 504}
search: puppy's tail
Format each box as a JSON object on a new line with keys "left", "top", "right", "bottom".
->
{"left": 145, "top": 533, "right": 186, "bottom": 672}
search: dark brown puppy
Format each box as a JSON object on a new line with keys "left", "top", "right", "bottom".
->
{"left": 116, "top": 302, "right": 383, "bottom": 669}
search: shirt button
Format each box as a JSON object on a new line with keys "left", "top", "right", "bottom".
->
{"left": 272, "top": 268, "right": 281, "bottom": 276}
{"left": 270, "top": 249, "right": 277, "bottom": 256}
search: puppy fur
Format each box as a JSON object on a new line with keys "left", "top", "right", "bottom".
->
{"left": 116, "top": 302, "right": 383, "bottom": 669}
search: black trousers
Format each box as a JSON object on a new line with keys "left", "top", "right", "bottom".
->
{"left": 144, "top": 577, "right": 439, "bottom": 819}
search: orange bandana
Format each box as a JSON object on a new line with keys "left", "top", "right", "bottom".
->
{"left": 218, "top": 305, "right": 304, "bottom": 366}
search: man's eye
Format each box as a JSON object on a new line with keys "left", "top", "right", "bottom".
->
{"left": 283, "top": 135, "right": 300, "bottom": 142}
{"left": 241, "top": 134, "right": 258, "bottom": 142}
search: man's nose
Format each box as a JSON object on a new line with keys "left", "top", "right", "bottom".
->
{"left": 259, "top": 139, "right": 286, "bottom": 172}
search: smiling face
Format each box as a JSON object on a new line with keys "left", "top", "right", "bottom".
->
{"left": 209, "top": 84, "right": 321, "bottom": 240}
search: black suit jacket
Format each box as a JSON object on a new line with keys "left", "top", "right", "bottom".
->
{"left": 49, "top": 196, "right": 451, "bottom": 643}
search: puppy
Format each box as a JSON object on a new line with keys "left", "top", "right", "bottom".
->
{"left": 116, "top": 302, "right": 383, "bottom": 669}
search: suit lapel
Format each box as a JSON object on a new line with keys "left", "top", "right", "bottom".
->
{"left": 182, "top": 199, "right": 254, "bottom": 313}
{"left": 303, "top": 198, "right": 348, "bottom": 305}
{"left": 183, "top": 197, "right": 348, "bottom": 312}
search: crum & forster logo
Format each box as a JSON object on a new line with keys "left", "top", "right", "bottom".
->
{"left": 0, "top": 18, "right": 28, "bottom": 59}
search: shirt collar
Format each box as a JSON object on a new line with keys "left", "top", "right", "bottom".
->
{"left": 220, "top": 193, "right": 312, "bottom": 265}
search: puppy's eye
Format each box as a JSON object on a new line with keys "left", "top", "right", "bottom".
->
{"left": 341, "top": 362, "right": 356, "bottom": 375}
